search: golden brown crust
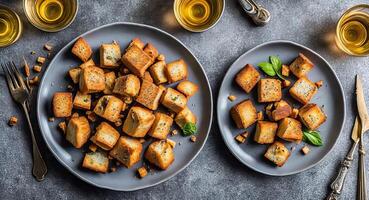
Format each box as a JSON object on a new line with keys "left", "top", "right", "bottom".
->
{"left": 122, "top": 106, "right": 156, "bottom": 137}
{"left": 149, "top": 112, "right": 173, "bottom": 139}
{"left": 66, "top": 116, "right": 90, "bottom": 148}
{"left": 144, "top": 140, "right": 174, "bottom": 170}
{"left": 82, "top": 151, "right": 109, "bottom": 173}
{"left": 100, "top": 43, "right": 121, "bottom": 68}
{"left": 109, "top": 136, "right": 143, "bottom": 168}
{"left": 165, "top": 59, "right": 188, "bottom": 83}
{"left": 176, "top": 80, "right": 199, "bottom": 97}
{"left": 73, "top": 91, "right": 91, "bottom": 110}
{"left": 235, "top": 64, "right": 260, "bottom": 93}
{"left": 143, "top": 43, "right": 159, "bottom": 60}
{"left": 160, "top": 88, "right": 187, "bottom": 113}
{"left": 136, "top": 80, "right": 166, "bottom": 110}
{"left": 91, "top": 122, "right": 120, "bottom": 150}
{"left": 121, "top": 45, "right": 153, "bottom": 77}
{"left": 53, "top": 92, "right": 73, "bottom": 117}
{"left": 71, "top": 37, "right": 93, "bottom": 62}
{"left": 79, "top": 66, "right": 106, "bottom": 94}
{"left": 257, "top": 78, "right": 282, "bottom": 103}
{"left": 299, "top": 103, "right": 327, "bottom": 130}
{"left": 113, "top": 74, "right": 141, "bottom": 97}
{"left": 230, "top": 99, "right": 257, "bottom": 129}
{"left": 289, "top": 77, "right": 317, "bottom": 104}
{"left": 254, "top": 121, "right": 278, "bottom": 144}
{"left": 174, "top": 107, "right": 197, "bottom": 128}
{"left": 149, "top": 61, "right": 167, "bottom": 85}
{"left": 93, "top": 95, "right": 125, "bottom": 122}
{"left": 289, "top": 53, "right": 314, "bottom": 78}
{"left": 277, "top": 117, "right": 303, "bottom": 142}
{"left": 264, "top": 141, "right": 290, "bottom": 167}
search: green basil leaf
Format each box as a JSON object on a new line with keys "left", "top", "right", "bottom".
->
{"left": 269, "top": 56, "right": 286, "bottom": 80}
{"left": 303, "top": 130, "right": 323, "bottom": 146}
{"left": 182, "top": 122, "right": 197, "bottom": 136}
{"left": 258, "top": 62, "right": 276, "bottom": 76}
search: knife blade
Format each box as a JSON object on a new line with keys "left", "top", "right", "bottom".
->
{"left": 352, "top": 116, "right": 361, "bottom": 142}
{"left": 356, "top": 75, "right": 369, "bottom": 132}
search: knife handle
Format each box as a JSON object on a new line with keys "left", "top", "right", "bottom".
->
{"left": 358, "top": 138, "right": 367, "bottom": 200}
{"left": 326, "top": 140, "right": 359, "bottom": 200}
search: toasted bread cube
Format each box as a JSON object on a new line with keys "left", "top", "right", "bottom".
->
{"left": 258, "top": 79, "right": 282, "bottom": 103}
{"left": 113, "top": 74, "right": 141, "bottom": 97}
{"left": 271, "top": 100, "right": 292, "bottom": 121}
{"left": 144, "top": 140, "right": 174, "bottom": 170}
{"left": 90, "top": 122, "right": 120, "bottom": 150}
{"left": 103, "top": 71, "right": 116, "bottom": 94}
{"left": 73, "top": 91, "right": 91, "bottom": 110}
{"left": 79, "top": 66, "right": 106, "bottom": 94}
{"left": 149, "top": 61, "right": 168, "bottom": 84}
{"left": 230, "top": 99, "right": 257, "bottom": 129}
{"left": 289, "top": 53, "right": 314, "bottom": 78}
{"left": 136, "top": 80, "right": 165, "bottom": 110}
{"left": 289, "top": 77, "right": 317, "bottom": 104}
{"left": 160, "top": 88, "right": 187, "bottom": 113}
{"left": 177, "top": 81, "right": 199, "bottom": 97}
{"left": 94, "top": 95, "right": 125, "bottom": 122}
{"left": 122, "top": 106, "right": 155, "bottom": 137}
{"left": 254, "top": 121, "right": 278, "bottom": 144}
{"left": 137, "top": 167, "right": 148, "bottom": 178}
{"left": 299, "top": 103, "right": 327, "bottom": 130}
{"left": 315, "top": 80, "right": 323, "bottom": 88}
{"left": 174, "top": 107, "right": 197, "bottom": 128}
{"left": 109, "top": 136, "right": 142, "bottom": 168}
{"left": 143, "top": 71, "right": 154, "bottom": 83}
{"left": 149, "top": 113, "right": 173, "bottom": 139}
{"left": 264, "top": 141, "right": 290, "bottom": 167}
{"left": 228, "top": 95, "right": 237, "bottom": 101}
{"left": 82, "top": 151, "right": 109, "bottom": 173}
{"left": 277, "top": 117, "right": 303, "bottom": 142}
{"left": 165, "top": 59, "right": 188, "bottom": 83}
{"left": 128, "top": 38, "right": 145, "bottom": 49}
{"left": 281, "top": 64, "right": 290, "bottom": 77}
{"left": 89, "top": 143, "right": 97, "bottom": 152}
{"left": 301, "top": 146, "right": 310, "bottom": 155}
{"left": 235, "top": 134, "right": 246, "bottom": 143}
{"left": 122, "top": 45, "right": 153, "bottom": 77}
{"left": 144, "top": 43, "right": 159, "bottom": 60}
{"left": 66, "top": 116, "right": 90, "bottom": 148}
{"left": 79, "top": 59, "right": 95, "bottom": 69}
{"left": 71, "top": 37, "right": 92, "bottom": 62}
{"left": 235, "top": 64, "right": 260, "bottom": 93}
{"left": 68, "top": 67, "right": 81, "bottom": 84}
{"left": 100, "top": 43, "right": 121, "bottom": 68}
{"left": 53, "top": 92, "right": 73, "bottom": 117}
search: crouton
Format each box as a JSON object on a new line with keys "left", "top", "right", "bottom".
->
{"left": 299, "top": 103, "right": 327, "bottom": 130}
{"left": 100, "top": 43, "right": 121, "bottom": 68}
{"left": 103, "top": 71, "right": 116, "bottom": 94}
{"left": 53, "top": 92, "right": 73, "bottom": 117}
{"left": 264, "top": 141, "right": 290, "bottom": 167}
{"left": 113, "top": 74, "right": 141, "bottom": 97}
{"left": 73, "top": 91, "right": 91, "bottom": 110}
{"left": 235, "top": 64, "right": 260, "bottom": 93}
{"left": 282, "top": 80, "right": 291, "bottom": 88}
{"left": 258, "top": 78, "right": 282, "bottom": 103}
{"left": 165, "top": 59, "right": 188, "bottom": 83}
{"left": 271, "top": 100, "right": 292, "bottom": 121}
{"left": 71, "top": 37, "right": 93, "bottom": 62}
{"left": 136, "top": 80, "right": 165, "bottom": 110}
{"left": 254, "top": 121, "right": 278, "bottom": 144}
{"left": 149, "top": 61, "right": 168, "bottom": 84}
{"left": 230, "top": 99, "right": 257, "bottom": 129}
{"left": 281, "top": 64, "right": 290, "bottom": 77}
{"left": 301, "top": 146, "right": 310, "bottom": 155}
{"left": 289, "top": 53, "right": 314, "bottom": 78}
{"left": 68, "top": 67, "right": 81, "bottom": 84}
{"left": 58, "top": 121, "right": 67, "bottom": 134}
{"left": 79, "top": 66, "right": 106, "bottom": 94}
{"left": 109, "top": 136, "right": 142, "bottom": 168}
{"left": 144, "top": 43, "right": 159, "bottom": 60}
{"left": 128, "top": 38, "right": 145, "bottom": 49}
{"left": 174, "top": 107, "right": 197, "bottom": 128}
{"left": 289, "top": 77, "right": 317, "bottom": 104}
{"left": 8, "top": 116, "right": 17, "bottom": 126}
{"left": 90, "top": 122, "right": 120, "bottom": 150}
{"left": 235, "top": 134, "right": 246, "bottom": 143}
{"left": 122, "top": 106, "right": 155, "bottom": 137}
{"left": 37, "top": 57, "right": 46, "bottom": 64}
{"left": 160, "top": 88, "right": 187, "bottom": 113}
{"left": 82, "top": 151, "right": 109, "bottom": 173}
{"left": 157, "top": 54, "right": 165, "bottom": 61}
{"left": 277, "top": 117, "right": 303, "bottom": 142}
{"left": 93, "top": 95, "right": 125, "bottom": 122}
{"left": 144, "top": 140, "right": 174, "bottom": 170}
{"left": 121, "top": 45, "right": 153, "bottom": 77}
{"left": 137, "top": 167, "right": 148, "bottom": 178}
{"left": 79, "top": 59, "right": 95, "bottom": 69}
{"left": 149, "top": 113, "right": 173, "bottom": 139}
{"left": 143, "top": 71, "right": 154, "bottom": 83}
{"left": 33, "top": 65, "right": 42, "bottom": 73}
{"left": 89, "top": 143, "right": 97, "bottom": 152}
{"left": 228, "top": 95, "right": 237, "bottom": 101}
{"left": 315, "top": 80, "right": 323, "bottom": 88}
{"left": 177, "top": 80, "right": 199, "bottom": 97}
{"left": 66, "top": 116, "right": 90, "bottom": 148}
{"left": 291, "top": 108, "right": 299, "bottom": 118}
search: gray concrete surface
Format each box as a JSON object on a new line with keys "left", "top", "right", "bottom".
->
{"left": 0, "top": 0, "right": 369, "bottom": 199}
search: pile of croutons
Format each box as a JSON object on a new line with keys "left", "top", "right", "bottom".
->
{"left": 231, "top": 53, "right": 327, "bottom": 167}
{"left": 52, "top": 37, "right": 199, "bottom": 177}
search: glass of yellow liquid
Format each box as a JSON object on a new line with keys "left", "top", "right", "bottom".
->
{"left": 336, "top": 4, "right": 369, "bottom": 56}
{"left": 0, "top": 4, "right": 22, "bottom": 47}
{"left": 23, "top": 0, "right": 78, "bottom": 32}
{"left": 173, "top": 0, "right": 225, "bottom": 32}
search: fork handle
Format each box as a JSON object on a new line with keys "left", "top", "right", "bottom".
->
{"left": 358, "top": 137, "right": 367, "bottom": 200}
{"left": 21, "top": 103, "right": 47, "bottom": 181}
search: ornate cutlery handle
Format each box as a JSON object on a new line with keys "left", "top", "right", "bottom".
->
{"left": 22, "top": 103, "right": 47, "bottom": 181}
{"left": 326, "top": 140, "right": 359, "bottom": 200}
{"left": 358, "top": 138, "right": 367, "bottom": 200}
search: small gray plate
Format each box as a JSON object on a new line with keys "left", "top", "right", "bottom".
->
{"left": 36, "top": 22, "right": 213, "bottom": 191}
{"left": 217, "top": 40, "right": 345, "bottom": 176}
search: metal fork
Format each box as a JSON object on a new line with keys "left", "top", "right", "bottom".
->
{"left": 2, "top": 62, "right": 47, "bottom": 181}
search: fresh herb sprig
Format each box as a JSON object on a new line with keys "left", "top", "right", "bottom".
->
{"left": 182, "top": 122, "right": 197, "bottom": 136}
{"left": 258, "top": 55, "right": 286, "bottom": 80}
{"left": 303, "top": 130, "right": 323, "bottom": 146}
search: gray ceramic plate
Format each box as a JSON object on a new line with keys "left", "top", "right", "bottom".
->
{"left": 37, "top": 22, "right": 213, "bottom": 191}
{"left": 217, "top": 40, "right": 345, "bottom": 176}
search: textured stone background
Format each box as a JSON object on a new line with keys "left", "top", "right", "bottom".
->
{"left": 1, "top": 0, "right": 369, "bottom": 199}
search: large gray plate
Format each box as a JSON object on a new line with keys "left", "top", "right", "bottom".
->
{"left": 37, "top": 22, "right": 213, "bottom": 191}
{"left": 217, "top": 40, "right": 345, "bottom": 176}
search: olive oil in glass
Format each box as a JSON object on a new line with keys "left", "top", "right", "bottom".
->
{"left": 336, "top": 4, "right": 369, "bottom": 56}
{"left": 174, "top": 0, "right": 224, "bottom": 32}
{"left": 0, "top": 5, "right": 22, "bottom": 47}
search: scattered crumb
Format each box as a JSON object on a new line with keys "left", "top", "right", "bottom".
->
{"left": 235, "top": 134, "right": 246, "bottom": 143}
{"left": 37, "top": 56, "right": 46, "bottom": 64}
{"left": 168, "top": 112, "right": 175, "bottom": 118}
{"left": 47, "top": 52, "right": 51, "bottom": 58}
{"left": 241, "top": 131, "right": 249, "bottom": 138}
{"left": 33, "top": 65, "right": 42, "bottom": 73}
{"left": 157, "top": 54, "right": 165, "bottom": 61}
{"left": 31, "top": 51, "right": 36, "bottom": 55}
{"left": 190, "top": 135, "right": 197, "bottom": 142}
{"left": 257, "top": 111, "right": 264, "bottom": 121}
{"left": 23, "top": 57, "right": 30, "bottom": 77}
{"left": 29, "top": 76, "right": 39, "bottom": 85}
{"left": 315, "top": 80, "right": 323, "bottom": 88}
{"left": 110, "top": 166, "right": 117, "bottom": 172}
{"left": 114, "top": 119, "right": 122, "bottom": 127}
{"left": 290, "top": 146, "right": 296, "bottom": 152}
{"left": 281, "top": 64, "right": 290, "bottom": 77}
{"left": 48, "top": 117, "right": 55, "bottom": 122}
{"left": 171, "top": 129, "right": 178, "bottom": 136}
{"left": 123, "top": 96, "right": 133, "bottom": 104}
{"left": 228, "top": 95, "right": 237, "bottom": 101}
{"left": 8, "top": 116, "right": 18, "bottom": 126}
{"left": 89, "top": 144, "right": 97, "bottom": 152}
{"left": 166, "top": 138, "right": 176, "bottom": 148}
{"left": 86, "top": 111, "right": 97, "bottom": 122}
{"left": 137, "top": 167, "right": 148, "bottom": 178}
{"left": 266, "top": 103, "right": 273, "bottom": 111}
{"left": 301, "top": 146, "right": 310, "bottom": 155}
{"left": 122, "top": 68, "right": 130, "bottom": 74}
{"left": 71, "top": 112, "right": 79, "bottom": 118}
{"left": 67, "top": 84, "right": 73, "bottom": 91}
{"left": 139, "top": 138, "right": 145, "bottom": 143}
{"left": 44, "top": 43, "right": 53, "bottom": 51}
{"left": 282, "top": 80, "right": 291, "bottom": 88}
{"left": 291, "top": 108, "right": 299, "bottom": 118}
{"left": 58, "top": 121, "right": 66, "bottom": 134}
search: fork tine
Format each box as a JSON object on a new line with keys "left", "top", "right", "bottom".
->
{"left": 5, "top": 62, "right": 19, "bottom": 88}
{"left": 11, "top": 61, "right": 28, "bottom": 90}
{"left": 1, "top": 64, "right": 15, "bottom": 91}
